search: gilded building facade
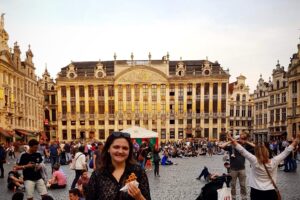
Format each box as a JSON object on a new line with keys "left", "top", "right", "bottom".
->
{"left": 228, "top": 75, "right": 253, "bottom": 136}
{"left": 56, "top": 55, "right": 230, "bottom": 142}
{"left": 253, "top": 75, "right": 269, "bottom": 142}
{"left": 268, "top": 61, "right": 288, "bottom": 140}
{"left": 39, "top": 68, "right": 57, "bottom": 141}
{"left": 0, "top": 14, "right": 44, "bottom": 143}
{"left": 287, "top": 42, "right": 300, "bottom": 139}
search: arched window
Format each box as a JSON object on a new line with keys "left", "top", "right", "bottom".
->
{"left": 242, "top": 94, "right": 246, "bottom": 102}
{"left": 236, "top": 94, "right": 240, "bottom": 102}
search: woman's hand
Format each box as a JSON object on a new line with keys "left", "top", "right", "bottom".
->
{"left": 227, "top": 133, "right": 238, "bottom": 146}
{"left": 128, "top": 182, "right": 145, "bottom": 200}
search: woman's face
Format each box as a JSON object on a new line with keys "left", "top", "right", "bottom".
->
{"left": 109, "top": 138, "right": 130, "bottom": 164}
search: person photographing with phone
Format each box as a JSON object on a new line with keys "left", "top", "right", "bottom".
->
{"left": 227, "top": 133, "right": 300, "bottom": 200}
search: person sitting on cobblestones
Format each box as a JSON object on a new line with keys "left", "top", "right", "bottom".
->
{"left": 47, "top": 163, "right": 67, "bottom": 189}
{"left": 69, "top": 188, "right": 82, "bottom": 200}
{"left": 7, "top": 165, "right": 24, "bottom": 192}
{"left": 86, "top": 131, "right": 151, "bottom": 200}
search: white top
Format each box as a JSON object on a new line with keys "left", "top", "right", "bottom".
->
{"left": 235, "top": 144, "right": 294, "bottom": 191}
{"left": 74, "top": 152, "right": 86, "bottom": 170}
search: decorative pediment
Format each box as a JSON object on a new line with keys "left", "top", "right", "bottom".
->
{"left": 0, "top": 50, "right": 13, "bottom": 65}
{"left": 176, "top": 62, "right": 186, "bottom": 77}
{"left": 116, "top": 68, "right": 167, "bottom": 83}
{"left": 202, "top": 59, "right": 212, "bottom": 76}
{"left": 67, "top": 63, "right": 77, "bottom": 79}
{"left": 95, "top": 62, "right": 106, "bottom": 78}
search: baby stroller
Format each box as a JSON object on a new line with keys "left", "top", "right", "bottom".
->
{"left": 196, "top": 174, "right": 231, "bottom": 200}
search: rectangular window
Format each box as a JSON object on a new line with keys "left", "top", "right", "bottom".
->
{"left": 230, "top": 106, "right": 234, "bottom": 117}
{"left": 161, "top": 129, "right": 166, "bottom": 139}
{"left": 170, "top": 129, "right": 175, "bottom": 139}
{"left": 51, "top": 109, "right": 56, "bottom": 121}
{"left": 62, "top": 130, "right": 67, "bottom": 140}
{"left": 119, "top": 101, "right": 123, "bottom": 112}
{"left": 282, "top": 92, "right": 286, "bottom": 103}
{"left": 98, "top": 85, "right": 104, "bottom": 97}
{"left": 109, "top": 100, "right": 114, "bottom": 114}
{"left": 270, "top": 95, "right": 274, "bottom": 105}
{"left": 264, "top": 114, "right": 267, "bottom": 124}
{"left": 80, "top": 101, "right": 85, "bottom": 114}
{"left": 89, "top": 120, "right": 95, "bottom": 125}
{"left": 62, "top": 101, "right": 67, "bottom": 114}
{"left": 276, "top": 94, "right": 280, "bottom": 104}
{"left": 71, "top": 130, "right": 76, "bottom": 140}
{"left": 98, "top": 101, "right": 105, "bottom": 114}
{"left": 51, "top": 95, "right": 56, "bottom": 104}
{"left": 119, "top": 120, "right": 123, "bottom": 125}
{"left": 275, "top": 109, "right": 280, "bottom": 121}
{"left": 89, "top": 101, "right": 95, "bottom": 114}
{"left": 213, "top": 83, "right": 218, "bottom": 95}
{"left": 152, "top": 85, "right": 157, "bottom": 101}
{"left": 169, "top": 84, "right": 175, "bottom": 96}
{"left": 71, "top": 101, "right": 76, "bottom": 114}
{"left": 126, "top": 85, "right": 131, "bottom": 101}
{"left": 143, "top": 85, "right": 148, "bottom": 101}
{"left": 242, "top": 106, "right": 246, "bottom": 117}
{"left": 99, "top": 130, "right": 105, "bottom": 139}
{"left": 236, "top": 106, "right": 240, "bottom": 117}
{"left": 152, "top": 102, "right": 157, "bottom": 113}
{"left": 61, "top": 86, "right": 66, "bottom": 97}
{"left": 127, "top": 120, "right": 132, "bottom": 125}
{"left": 204, "top": 83, "right": 209, "bottom": 95}
{"left": 213, "top": 128, "right": 218, "bottom": 139}
{"left": 282, "top": 108, "right": 286, "bottom": 121}
{"left": 108, "top": 85, "right": 114, "bottom": 97}
{"left": 70, "top": 86, "right": 75, "bottom": 97}
{"left": 109, "top": 120, "right": 114, "bottom": 125}
{"left": 178, "top": 128, "right": 184, "bottom": 139}
{"left": 79, "top": 86, "right": 85, "bottom": 97}
{"left": 248, "top": 106, "right": 252, "bottom": 117}
{"left": 98, "top": 120, "right": 105, "bottom": 125}
{"left": 135, "top": 120, "right": 140, "bottom": 126}
{"left": 88, "top": 85, "right": 94, "bottom": 97}
{"left": 143, "top": 102, "right": 148, "bottom": 113}
{"left": 134, "top": 85, "right": 140, "bottom": 101}
{"left": 196, "top": 83, "right": 201, "bottom": 96}
{"left": 118, "top": 85, "right": 123, "bottom": 100}
{"left": 221, "top": 83, "right": 226, "bottom": 95}
{"left": 179, "top": 101, "right": 184, "bottom": 113}
{"left": 270, "top": 110, "right": 274, "bottom": 123}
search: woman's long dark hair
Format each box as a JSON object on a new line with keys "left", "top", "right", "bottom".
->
{"left": 98, "top": 132, "right": 136, "bottom": 172}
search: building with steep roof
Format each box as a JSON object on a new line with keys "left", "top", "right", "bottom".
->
{"left": 268, "top": 61, "right": 288, "bottom": 140}
{"left": 253, "top": 75, "right": 269, "bottom": 142}
{"left": 227, "top": 75, "right": 253, "bottom": 136}
{"left": 0, "top": 14, "right": 43, "bottom": 143}
{"left": 55, "top": 55, "right": 230, "bottom": 141}
{"left": 287, "top": 41, "right": 300, "bottom": 139}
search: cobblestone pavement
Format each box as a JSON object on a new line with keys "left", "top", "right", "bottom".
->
{"left": 0, "top": 155, "right": 299, "bottom": 200}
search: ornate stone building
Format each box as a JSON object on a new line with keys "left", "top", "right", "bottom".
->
{"left": 55, "top": 54, "right": 230, "bottom": 142}
{"left": 0, "top": 14, "right": 43, "bottom": 143}
{"left": 287, "top": 42, "right": 300, "bottom": 139}
{"left": 268, "top": 61, "right": 288, "bottom": 140}
{"left": 253, "top": 75, "right": 269, "bottom": 142}
{"left": 228, "top": 75, "right": 253, "bottom": 136}
{"left": 39, "top": 67, "right": 57, "bottom": 141}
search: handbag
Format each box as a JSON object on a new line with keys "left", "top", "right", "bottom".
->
{"left": 69, "top": 153, "right": 83, "bottom": 170}
{"left": 263, "top": 163, "right": 281, "bottom": 200}
{"left": 217, "top": 183, "right": 232, "bottom": 200}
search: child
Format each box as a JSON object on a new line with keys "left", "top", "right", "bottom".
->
{"left": 69, "top": 188, "right": 82, "bottom": 200}
{"left": 76, "top": 170, "right": 89, "bottom": 195}
{"left": 7, "top": 166, "right": 24, "bottom": 192}
{"left": 47, "top": 163, "right": 67, "bottom": 189}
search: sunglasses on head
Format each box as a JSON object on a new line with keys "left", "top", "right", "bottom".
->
{"left": 112, "top": 132, "right": 130, "bottom": 138}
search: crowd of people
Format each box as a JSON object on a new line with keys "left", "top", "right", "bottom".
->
{"left": 0, "top": 131, "right": 299, "bottom": 200}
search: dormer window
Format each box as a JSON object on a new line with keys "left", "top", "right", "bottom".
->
{"left": 67, "top": 63, "right": 77, "bottom": 79}
{"left": 176, "top": 62, "right": 186, "bottom": 77}
{"left": 95, "top": 62, "right": 106, "bottom": 78}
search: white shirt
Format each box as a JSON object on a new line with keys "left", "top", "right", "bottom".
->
{"left": 235, "top": 144, "right": 294, "bottom": 191}
{"left": 74, "top": 152, "right": 86, "bottom": 170}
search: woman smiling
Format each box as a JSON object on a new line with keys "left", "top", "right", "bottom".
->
{"left": 86, "top": 132, "right": 151, "bottom": 200}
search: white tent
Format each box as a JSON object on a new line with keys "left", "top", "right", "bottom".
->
{"left": 121, "top": 126, "right": 158, "bottom": 139}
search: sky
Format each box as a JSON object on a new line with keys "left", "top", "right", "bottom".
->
{"left": 1, "top": 0, "right": 300, "bottom": 92}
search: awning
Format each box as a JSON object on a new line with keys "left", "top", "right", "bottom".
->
{"left": 0, "top": 127, "right": 13, "bottom": 138}
{"left": 15, "top": 129, "right": 30, "bottom": 136}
